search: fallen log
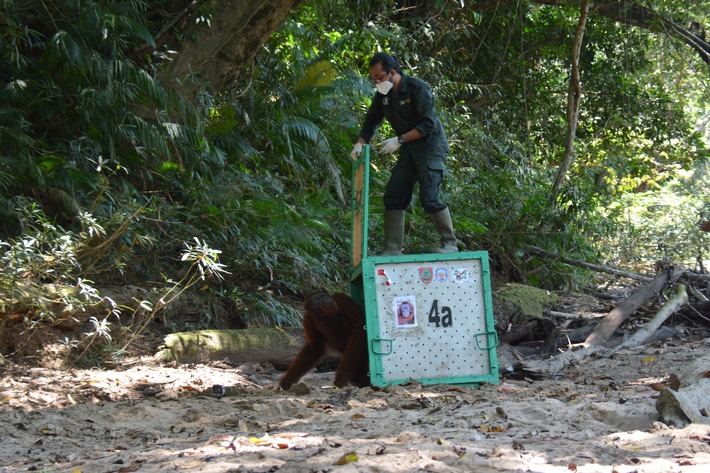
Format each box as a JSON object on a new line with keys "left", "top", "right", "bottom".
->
{"left": 518, "top": 346, "right": 606, "bottom": 379}
{"left": 155, "top": 328, "right": 309, "bottom": 368}
{"left": 617, "top": 284, "right": 688, "bottom": 350}
{"left": 680, "top": 270, "right": 710, "bottom": 283}
{"left": 584, "top": 270, "right": 682, "bottom": 347}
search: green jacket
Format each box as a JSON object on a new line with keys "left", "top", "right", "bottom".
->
{"left": 358, "top": 73, "right": 450, "bottom": 158}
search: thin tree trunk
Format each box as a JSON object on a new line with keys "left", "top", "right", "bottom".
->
{"left": 547, "top": 0, "right": 590, "bottom": 209}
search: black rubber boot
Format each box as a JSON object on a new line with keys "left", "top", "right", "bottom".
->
{"left": 429, "top": 207, "right": 458, "bottom": 253}
{"left": 381, "top": 210, "right": 405, "bottom": 256}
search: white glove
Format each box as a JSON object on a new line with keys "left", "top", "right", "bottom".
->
{"left": 380, "top": 137, "right": 401, "bottom": 154}
{"left": 350, "top": 142, "right": 363, "bottom": 161}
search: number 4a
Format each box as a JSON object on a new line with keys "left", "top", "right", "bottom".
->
{"left": 428, "top": 299, "right": 453, "bottom": 328}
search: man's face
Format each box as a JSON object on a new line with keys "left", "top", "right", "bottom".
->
{"left": 369, "top": 64, "right": 390, "bottom": 84}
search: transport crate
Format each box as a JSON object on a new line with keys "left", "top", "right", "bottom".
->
{"left": 350, "top": 146, "right": 498, "bottom": 387}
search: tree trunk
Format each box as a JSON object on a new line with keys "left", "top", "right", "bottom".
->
{"left": 160, "top": 0, "right": 301, "bottom": 100}
{"left": 548, "top": 0, "right": 589, "bottom": 208}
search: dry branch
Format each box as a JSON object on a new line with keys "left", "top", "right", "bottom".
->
{"left": 526, "top": 246, "right": 652, "bottom": 282}
{"left": 549, "top": 310, "right": 606, "bottom": 320}
{"left": 689, "top": 286, "right": 709, "bottom": 302}
{"left": 680, "top": 270, "right": 710, "bottom": 283}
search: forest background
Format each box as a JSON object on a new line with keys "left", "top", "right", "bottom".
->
{"left": 1, "top": 0, "right": 709, "bottom": 366}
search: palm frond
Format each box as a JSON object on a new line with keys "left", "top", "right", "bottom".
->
{"left": 294, "top": 60, "right": 337, "bottom": 92}
{"left": 102, "top": 13, "right": 156, "bottom": 50}
{"left": 43, "top": 30, "right": 83, "bottom": 67}
{"left": 282, "top": 116, "right": 325, "bottom": 146}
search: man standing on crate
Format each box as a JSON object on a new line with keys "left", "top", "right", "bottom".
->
{"left": 351, "top": 52, "right": 458, "bottom": 255}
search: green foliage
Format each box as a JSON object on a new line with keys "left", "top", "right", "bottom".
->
{"left": 598, "top": 160, "right": 710, "bottom": 271}
{"left": 0, "top": 203, "right": 119, "bottom": 362}
{"left": 0, "top": 204, "right": 231, "bottom": 365}
{"left": 0, "top": 0, "right": 210, "bottom": 228}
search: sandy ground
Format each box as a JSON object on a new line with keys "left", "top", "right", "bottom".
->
{"left": 1, "top": 335, "right": 709, "bottom": 473}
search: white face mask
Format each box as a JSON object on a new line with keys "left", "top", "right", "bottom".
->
{"left": 376, "top": 79, "right": 393, "bottom": 95}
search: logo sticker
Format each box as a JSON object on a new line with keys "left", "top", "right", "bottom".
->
{"left": 418, "top": 267, "right": 433, "bottom": 285}
{"left": 452, "top": 267, "right": 471, "bottom": 284}
{"left": 434, "top": 268, "right": 448, "bottom": 283}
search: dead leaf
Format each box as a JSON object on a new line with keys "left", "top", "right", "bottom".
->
{"left": 249, "top": 433, "right": 271, "bottom": 446}
{"left": 277, "top": 432, "right": 309, "bottom": 439}
{"left": 351, "top": 413, "right": 365, "bottom": 420}
{"left": 38, "top": 426, "right": 58, "bottom": 436}
{"left": 479, "top": 424, "right": 507, "bottom": 433}
{"left": 490, "top": 446, "right": 504, "bottom": 457}
{"left": 334, "top": 452, "right": 358, "bottom": 465}
{"left": 176, "top": 460, "right": 203, "bottom": 469}
{"left": 116, "top": 462, "right": 142, "bottom": 473}
{"left": 497, "top": 383, "right": 520, "bottom": 394}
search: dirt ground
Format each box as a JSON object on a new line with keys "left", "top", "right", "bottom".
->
{"left": 1, "top": 297, "right": 710, "bottom": 472}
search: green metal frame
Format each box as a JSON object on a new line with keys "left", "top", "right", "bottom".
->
{"left": 361, "top": 252, "right": 498, "bottom": 387}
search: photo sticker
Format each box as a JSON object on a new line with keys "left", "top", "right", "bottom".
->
{"left": 393, "top": 296, "right": 417, "bottom": 328}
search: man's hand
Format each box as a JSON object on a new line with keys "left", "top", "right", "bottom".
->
{"left": 380, "top": 137, "right": 401, "bottom": 154}
{"left": 350, "top": 143, "right": 363, "bottom": 161}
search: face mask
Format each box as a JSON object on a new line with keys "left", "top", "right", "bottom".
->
{"left": 376, "top": 79, "right": 393, "bottom": 95}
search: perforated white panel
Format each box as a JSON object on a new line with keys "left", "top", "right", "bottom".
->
{"left": 368, "top": 257, "right": 495, "bottom": 383}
